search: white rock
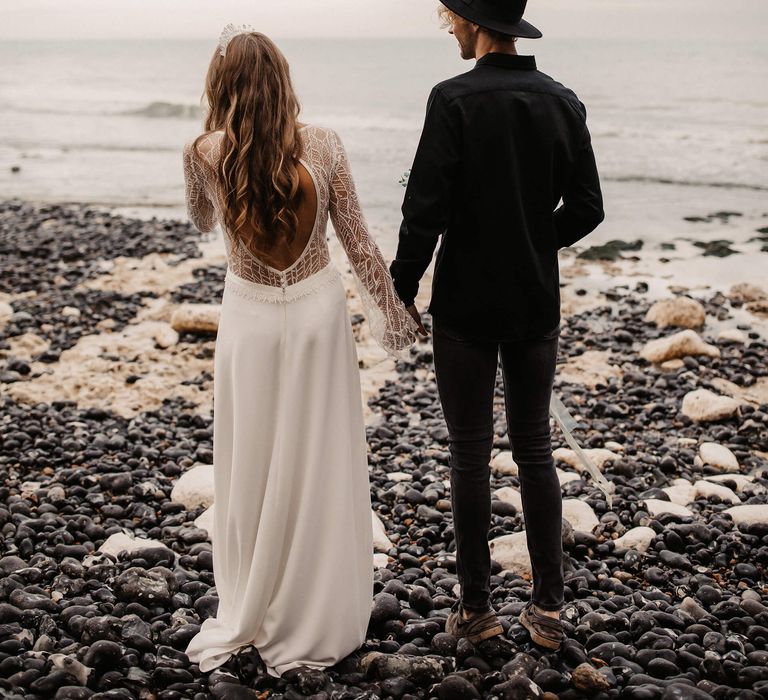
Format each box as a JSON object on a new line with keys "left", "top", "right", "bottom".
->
{"left": 373, "top": 553, "right": 390, "bottom": 569}
{"left": 704, "top": 474, "right": 754, "bottom": 493}
{"left": 20, "top": 481, "right": 43, "bottom": 498}
{"left": 724, "top": 505, "right": 768, "bottom": 526}
{"left": 682, "top": 389, "right": 740, "bottom": 423}
{"left": 49, "top": 654, "right": 90, "bottom": 685}
{"left": 491, "top": 451, "right": 518, "bottom": 476}
{"left": 170, "top": 463, "right": 214, "bottom": 509}
{"left": 386, "top": 471, "right": 413, "bottom": 482}
{"left": 699, "top": 442, "right": 739, "bottom": 471}
{"left": 644, "top": 499, "right": 694, "bottom": 519}
{"left": 640, "top": 330, "right": 720, "bottom": 364}
{"left": 562, "top": 499, "right": 599, "bottom": 532}
{"left": 729, "top": 283, "right": 767, "bottom": 304}
{"left": 0, "top": 301, "right": 13, "bottom": 329}
{"left": 645, "top": 297, "right": 705, "bottom": 329}
{"left": 717, "top": 329, "right": 747, "bottom": 344}
{"left": 98, "top": 531, "right": 173, "bottom": 559}
{"left": 556, "top": 469, "right": 582, "bottom": 485}
{"left": 612, "top": 526, "right": 657, "bottom": 552}
{"left": 493, "top": 486, "right": 522, "bottom": 511}
{"left": 693, "top": 480, "right": 740, "bottom": 504}
{"left": 553, "top": 447, "right": 620, "bottom": 472}
{"left": 152, "top": 324, "right": 179, "bottom": 349}
{"left": 195, "top": 504, "right": 215, "bottom": 539}
{"left": 604, "top": 441, "right": 625, "bottom": 452}
{"left": 61, "top": 305, "right": 81, "bottom": 318}
{"left": 170, "top": 304, "right": 220, "bottom": 334}
{"left": 372, "top": 510, "right": 393, "bottom": 552}
{"left": 489, "top": 531, "right": 531, "bottom": 576}
{"left": 660, "top": 359, "right": 685, "bottom": 372}
{"left": 663, "top": 480, "right": 696, "bottom": 506}
{"left": 558, "top": 350, "right": 622, "bottom": 388}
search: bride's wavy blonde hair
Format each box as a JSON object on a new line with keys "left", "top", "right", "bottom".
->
{"left": 194, "top": 32, "right": 303, "bottom": 248}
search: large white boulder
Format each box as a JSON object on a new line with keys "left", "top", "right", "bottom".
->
{"left": 699, "top": 442, "right": 739, "bottom": 471}
{"left": 491, "top": 451, "right": 518, "bottom": 476}
{"left": 717, "top": 329, "right": 747, "bottom": 344}
{"left": 562, "top": 499, "right": 599, "bottom": 532}
{"left": 488, "top": 531, "right": 531, "bottom": 576}
{"left": 170, "top": 304, "right": 220, "bottom": 334}
{"left": 0, "top": 301, "right": 12, "bottom": 331}
{"left": 724, "top": 505, "right": 768, "bottom": 526}
{"left": 553, "top": 447, "right": 620, "bottom": 473}
{"left": 663, "top": 479, "right": 696, "bottom": 506}
{"left": 612, "top": 526, "right": 657, "bottom": 553}
{"left": 640, "top": 330, "right": 720, "bottom": 364}
{"left": 644, "top": 499, "right": 694, "bottom": 519}
{"left": 704, "top": 474, "right": 754, "bottom": 493}
{"left": 372, "top": 510, "right": 393, "bottom": 552}
{"left": 170, "top": 464, "right": 214, "bottom": 510}
{"left": 682, "top": 389, "right": 740, "bottom": 423}
{"left": 493, "top": 486, "right": 522, "bottom": 511}
{"left": 645, "top": 297, "right": 705, "bottom": 329}
{"left": 557, "top": 469, "right": 582, "bottom": 485}
{"left": 195, "top": 504, "right": 215, "bottom": 539}
{"left": 558, "top": 350, "right": 622, "bottom": 388}
{"left": 693, "top": 480, "right": 740, "bottom": 504}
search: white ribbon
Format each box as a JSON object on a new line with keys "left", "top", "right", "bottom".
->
{"left": 549, "top": 393, "right": 615, "bottom": 508}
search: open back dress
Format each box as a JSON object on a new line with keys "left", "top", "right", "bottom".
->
{"left": 181, "top": 125, "right": 418, "bottom": 677}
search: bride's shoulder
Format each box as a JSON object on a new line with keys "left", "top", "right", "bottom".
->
{"left": 184, "top": 130, "right": 225, "bottom": 164}
{"left": 300, "top": 123, "right": 341, "bottom": 145}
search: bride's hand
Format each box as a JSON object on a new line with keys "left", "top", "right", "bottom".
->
{"left": 407, "top": 305, "right": 429, "bottom": 337}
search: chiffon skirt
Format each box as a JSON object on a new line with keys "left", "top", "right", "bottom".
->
{"left": 184, "top": 263, "right": 374, "bottom": 678}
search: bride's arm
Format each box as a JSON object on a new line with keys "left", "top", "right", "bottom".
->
{"left": 183, "top": 138, "right": 216, "bottom": 233}
{"left": 327, "top": 130, "right": 420, "bottom": 357}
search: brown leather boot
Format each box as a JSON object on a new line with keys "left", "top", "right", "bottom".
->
{"left": 445, "top": 601, "right": 503, "bottom": 644}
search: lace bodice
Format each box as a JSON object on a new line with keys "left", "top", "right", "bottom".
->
{"left": 183, "top": 124, "right": 419, "bottom": 357}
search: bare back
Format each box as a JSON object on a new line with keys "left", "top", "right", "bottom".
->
{"left": 238, "top": 161, "right": 319, "bottom": 272}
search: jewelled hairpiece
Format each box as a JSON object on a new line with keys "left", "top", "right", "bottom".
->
{"left": 218, "top": 23, "right": 256, "bottom": 57}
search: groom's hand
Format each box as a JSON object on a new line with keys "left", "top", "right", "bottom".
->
{"left": 407, "top": 305, "right": 429, "bottom": 337}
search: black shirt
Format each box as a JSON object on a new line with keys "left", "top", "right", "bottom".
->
{"left": 389, "top": 52, "right": 604, "bottom": 341}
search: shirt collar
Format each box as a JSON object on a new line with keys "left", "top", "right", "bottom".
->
{"left": 476, "top": 53, "right": 537, "bottom": 71}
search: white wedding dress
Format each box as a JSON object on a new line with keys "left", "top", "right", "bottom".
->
{"left": 180, "top": 125, "right": 418, "bottom": 678}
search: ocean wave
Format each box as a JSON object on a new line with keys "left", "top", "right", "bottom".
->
{"left": 606, "top": 175, "right": 768, "bottom": 192}
{"left": 121, "top": 102, "right": 203, "bottom": 119}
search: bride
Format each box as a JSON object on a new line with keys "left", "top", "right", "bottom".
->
{"left": 182, "top": 25, "right": 423, "bottom": 678}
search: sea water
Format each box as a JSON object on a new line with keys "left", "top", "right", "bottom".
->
{"left": 0, "top": 37, "right": 766, "bottom": 255}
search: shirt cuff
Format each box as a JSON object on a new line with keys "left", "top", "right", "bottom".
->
{"left": 389, "top": 260, "right": 418, "bottom": 307}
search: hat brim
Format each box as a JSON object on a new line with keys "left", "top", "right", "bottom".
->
{"left": 440, "top": 0, "right": 543, "bottom": 39}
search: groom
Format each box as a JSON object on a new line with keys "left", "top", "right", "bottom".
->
{"left": 390, "top": 0, "right": 604, "bottom": 649}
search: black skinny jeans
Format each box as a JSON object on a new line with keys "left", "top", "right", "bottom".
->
{"left": 432, "top": 319, "right": 564, "bottom": 613}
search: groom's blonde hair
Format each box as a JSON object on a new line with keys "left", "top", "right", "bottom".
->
{"left": 437, "top": 4, "right": 518, "bottom": 43}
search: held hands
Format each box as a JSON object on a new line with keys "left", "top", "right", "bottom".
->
{"left": 407, "top": 305, "right": 429, "bottom": 338}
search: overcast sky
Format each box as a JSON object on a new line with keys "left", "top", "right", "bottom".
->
{"left": 1, "top": 0, "right": 766, "bottom": 41}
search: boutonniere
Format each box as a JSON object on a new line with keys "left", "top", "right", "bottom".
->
{"left": 399, "top": 169, "right": 411, "bottom": 188}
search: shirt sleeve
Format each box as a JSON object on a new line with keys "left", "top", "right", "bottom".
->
{"left": 553, "top": 104, "right": 605, "bottom": 249}
{"left": 389, "top": 86, "right": 461, "bottom": 306}
{"left": 328, "top": 130, "right": 419, "bottom": 358}
{"left": 183, "top": 140, "right": 217, "bottom": 234}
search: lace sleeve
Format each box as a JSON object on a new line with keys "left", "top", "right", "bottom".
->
{"left": 327, "top": 130, "right": 420, "bottom": 360}
{"left": 183, "top": 139, "right": 217, "bottom": 233}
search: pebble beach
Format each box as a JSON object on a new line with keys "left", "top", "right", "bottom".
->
{"left": 1, "top": 198, "right": 767, "bottom": 700}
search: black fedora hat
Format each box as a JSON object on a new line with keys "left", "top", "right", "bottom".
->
{"left": 440, "top": 0, "right": 542, "bottom": 39}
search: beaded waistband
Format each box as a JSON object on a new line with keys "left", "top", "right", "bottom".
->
{"left": 224, "top": 264, "right": 341, "bottom": 304}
